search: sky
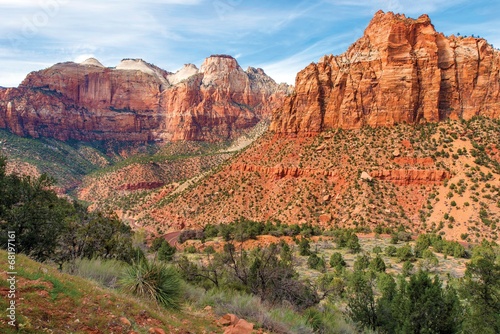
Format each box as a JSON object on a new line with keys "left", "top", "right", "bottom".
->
{"left": 1, "top": 0, "right": 499, "bottom": 87}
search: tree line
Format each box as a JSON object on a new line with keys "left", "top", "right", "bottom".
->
{"left": 0, "top": 156, "right": 136, "bottom": 269}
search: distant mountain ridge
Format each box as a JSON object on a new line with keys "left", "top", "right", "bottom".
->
{"left": 0, "top": 55, "right": 290, "bottom": 142}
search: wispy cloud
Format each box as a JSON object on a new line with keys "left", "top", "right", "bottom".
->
{"left": 257, "top": 31, "right": 359, "bottom": 84}
{"left": 324, "top": 0, "right": 470, "bottom": 15}
{"left": 0, "top": 0, "right": 498, "bottom": 87}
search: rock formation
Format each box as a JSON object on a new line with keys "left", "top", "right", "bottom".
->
{"left": 229, "top": 163, "right": 339, "bottom": 179}
{"left": 271, "top": 11, "right": 500, "bottom": 134}
{"left": 0, "top": 56, "right": 289, "bottom": 142}
{"left": 369, "top": 169, "right": 451, "bottom": 186}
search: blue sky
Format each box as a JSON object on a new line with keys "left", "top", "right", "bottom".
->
{"left": 1, "top": 0, "right": 499, "bottom": 87}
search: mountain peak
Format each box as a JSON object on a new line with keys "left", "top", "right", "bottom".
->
{"left": 200, "top": 55, "right": 241, "bottom": 76}
{"left": 80, "top": 58, "right": 104, "bottom": 67}
{"left": 208, "top": 54, "right": 236, "bottom": 60}
{"left": 367, "top": 10, "right": 432, "bottom": 28}
{"left": 115, "top": 59, "right": 156, "bottom": 75}
{"left": 0, "top": 53, "right": 289, "bottom": 142}
{"left": 271, "top": 12, "right": 500, "bottom": 134}
{"left": 167, "top": 63, "right": 199, "bottom": 85}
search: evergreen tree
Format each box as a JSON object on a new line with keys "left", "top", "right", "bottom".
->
{"left": 390, "top": 271, "right": 462, "bottom": 334}
{"left": 298, "top": 238, "right": 311, "bottom": 256}
{"left": 329, "top": 252, "right": 346, "bottom": 269}
{"left": 460, "top": 241, "right": 500, "bottom": 333}
{"left": 0, "top": 159, "right": 72, "bottom": 262}
{"left": 158, "top": 240, "right": 176, "bottom": 261}
{"left": 347, "top": 269, "right": 377, "bottom": 331}
{"left": 369, "top": 255, "right": 386, "bottom": 273}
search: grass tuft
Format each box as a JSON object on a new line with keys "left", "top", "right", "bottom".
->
{"left": 119, "top": 259, "right": 182, "bottom": 309}
{"left": 63, "top": 258, "right": 124, "bottom": 288}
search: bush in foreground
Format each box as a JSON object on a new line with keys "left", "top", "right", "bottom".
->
{"left": 119, "top": 259, "right": 182, "bottom": 309}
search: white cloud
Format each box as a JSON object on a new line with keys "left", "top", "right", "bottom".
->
{"left": 74, "top": 54, "right": 95, "bottom": 63}
{"left": 0, "top": 0, "right": 498, "bottom": 88}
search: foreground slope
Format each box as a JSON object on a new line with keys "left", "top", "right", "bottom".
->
{"left": 0, "top": 250, "right": 219, "bottom": 333}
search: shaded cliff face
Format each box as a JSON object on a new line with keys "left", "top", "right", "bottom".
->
{"left": 0, "top": 56, "right": 289, "bottom": 142}
{"left": 271, "top": 11, "right": 500, "bottom": 134}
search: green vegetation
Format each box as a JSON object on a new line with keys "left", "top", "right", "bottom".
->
{"left": 330, "top": 252, "right": 346, "bottom": 269}
{"left": 0, "top": 156, "right": 137, "bottom": 266}
{"left": 348, "top": 270, "right": 463, "bottom": 333}
{"left": 150, "top": 237, "right": 176, "bottom": 261}
{"left": 0, "top": 250, "right": 219, "bottom": 333}
{"left": 179, "top": 217, "right": 322, "bottom": 244}
{"left": 460, "top": 241, "right": 500, "bottom": 333}
{"left": 0, "top": 129, "right": 109, "bottom": 188}
{"left": 177, "top": 222, "right": 500, "bottom": 333}
{"left": 119, "top": 259, "right": 182, "bottom": 309}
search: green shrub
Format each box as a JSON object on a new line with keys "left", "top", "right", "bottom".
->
{"left": 369, "top": 255, "right": 386, "bottom": 273}
{"left": 307, "top": 253, "right": 326, "bottom": 272}
{"left": 329, "top": 252, "right": 346, "bottom": 269}
{"left": 385, "top": 246, "right": 397, "bottom": 257}
{"left": 353, "top": 254, "right": 370, "bottom": 271}
{"left": 150, "top": 237, "right": 165, "bottom": 252}
{"left": 402, "top": 261, "right": 414, "bottom": 277}
{"left": 333, "top": 229, "right": 362, "bottom": 253}
{"left": 203, "top": 246, "right": 215, "bottom": 254}
{"left": 396, "top": 244, "right": 414, "bottom": 262}
{"left": 184, "top": 245, "right": 197, "bottom": 254}
{"left": 158, "top": 241, "right": 176, "bottom": 261}
{"left": 119, "top": 259, "right": 182, "bottom": 309}
{"left": 299, "top": 238, "right": 311, "bottom": 256}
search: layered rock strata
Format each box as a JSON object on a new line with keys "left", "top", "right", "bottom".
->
{"left": 0, "top": 56, "right": 289, "bottom": 142}
{"left": 271, "top": 11, "right": 500, "bottom": 134}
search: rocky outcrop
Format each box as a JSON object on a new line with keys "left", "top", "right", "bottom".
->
{"left": 370, "top": 169, "right": 451, "bottom": 185}
{"left": 117, "top": 182, "right": 165, "bottom": 191}
{"left": 218, "top": 314, "right": 254, "bottom": 334}
{"left": 0, "top": 56, "right": 289, "bottom": 142}
{"left": 271, "top": 11, "right": 500, "bottom": 134}
{"left": 229, "top": 163, "right": 339, "bottom": 179}
{"left": 393, "top": 157, "right": 434, "bottom": 166}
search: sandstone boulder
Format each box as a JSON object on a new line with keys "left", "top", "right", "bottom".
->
{"left": 360, "top": 172, "right": 373, "bottom": 181}
{"left": 119, "top": 317, "right": 131, "bottom": 327}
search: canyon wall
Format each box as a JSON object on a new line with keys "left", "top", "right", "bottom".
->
{"left": 0, "top": 56, "right": 289, "bottom": 142}
{"left": 271, "top": 11, "right": 500, "bottom": 134}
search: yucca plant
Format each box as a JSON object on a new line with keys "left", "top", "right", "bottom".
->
{"left": 119, "top": 259, "right": 182, "bottom": 309}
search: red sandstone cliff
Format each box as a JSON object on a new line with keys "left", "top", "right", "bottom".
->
{"left": 271, "top": 11, "right": 500, "bottom": 134}
{"left": 0, "top": 56, "right": 289, "bottom": 142}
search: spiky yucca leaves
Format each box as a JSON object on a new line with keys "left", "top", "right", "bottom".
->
{"left": 119, "top": 259, "right": 182, "bottom": 309}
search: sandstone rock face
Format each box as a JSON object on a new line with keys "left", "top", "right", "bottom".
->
{"left": 229, "top": 163, "right": 339, "bottom": 179}
{"left": 0, "top": 55, "right": 289, "bottom": 142}
{"left": 271, "top": 11, "right": 500, "bottom": 134}
{"left": 370, "top": 169, "right": 451, "bottom": 185}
